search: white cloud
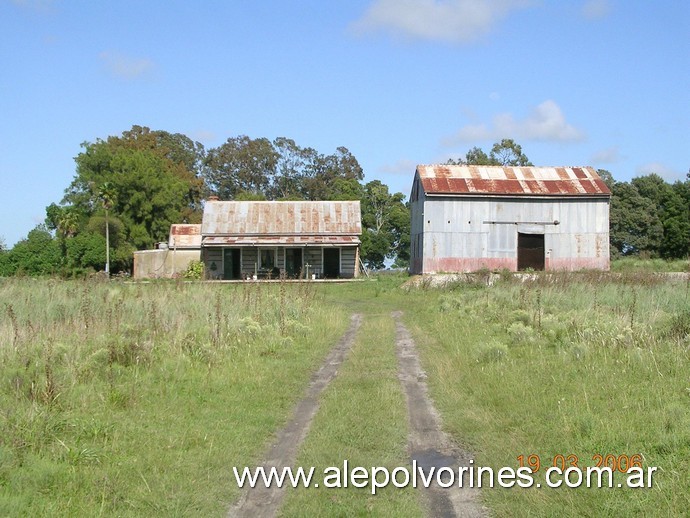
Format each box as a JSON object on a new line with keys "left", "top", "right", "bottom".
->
{"left": 590, "top": 146, "right": 621, "bottom": 164}
{"left": 351, "top": 0, "right": 533, "bottom": 44}
{"left": 636, "top": 162, "right": 684, "bottom": 181}
{"left": 581, "top": 0, "right": 611, "bottom": 20}
{"left": 445, "top": 100, "right": 585, "bottom": 145}
{"left": 99, "top": 51, "right": 155, "bottom": 80}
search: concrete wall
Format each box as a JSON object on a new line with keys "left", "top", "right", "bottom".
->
{"left": 133, "top": 249, "right": 200, "bottom": 279}
{"left": 411, "top": 189, "right": 610, "bottom": 274}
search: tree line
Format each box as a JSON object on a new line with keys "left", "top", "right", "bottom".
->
{"left": 0, "top": 126, "right": 409, "bottom": 276}
{"left": 0, "top": 131, "right": 687, "bottom": 277}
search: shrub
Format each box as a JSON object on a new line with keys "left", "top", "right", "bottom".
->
{"left": 183, "top": 260, "right": 204, "bottom": 280}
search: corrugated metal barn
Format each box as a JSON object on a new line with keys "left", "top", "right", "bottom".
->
{"left": 410, "top": 165, "right": 611, "bottom": 274}
{"left": 201, "top": 200, "right": 362, "bottom": 279}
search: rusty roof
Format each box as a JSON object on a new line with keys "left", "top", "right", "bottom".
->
{"left": 416, "top": 165, "right": 611, "bottom": 197}
{"left": 201, "top": 201, "right": 362, "bottom": 236}
{"left": 203, "top": 235, "right": 360, "bottom": 246}
{"left": 168, "top": 224, "right": 202, "bottom": 249}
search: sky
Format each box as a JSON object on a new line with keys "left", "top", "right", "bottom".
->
{"left": 1, "top": 0, "right": 688, "bottom": 247}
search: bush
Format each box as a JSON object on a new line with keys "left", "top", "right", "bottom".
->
{"left": 183, "top": 260, "right": 204, "bottom": 280}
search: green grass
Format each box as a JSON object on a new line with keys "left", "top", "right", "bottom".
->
{"left": 281, "top": 311, "right": 422, "bottom": 517}
{"left": 403, "top": 272, "right": 690, "bottom": 516}
{"left": 0, "top": 278, "right": 348, "bottom": 516}
{"left": 611, "top": 257, "right": 690, "bottom": 273}
{"left": 2, "top": 272, "right": 689, "bottom": 516}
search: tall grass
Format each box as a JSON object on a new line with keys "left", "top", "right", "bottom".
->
{"left": 0, "top": 278, "right": 346, "bottom": 516}
{"left": 404, "top": 272, "right": 690, "bottom": 516}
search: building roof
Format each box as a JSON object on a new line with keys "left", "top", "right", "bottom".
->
{"left": 168, "top": 224, "right": 202, "bottom": 249}
{"left": 201, "top": 200, "right": 362, "bottom": 237}
{"left": 203, "top": 235, "right": 360, "bottom": 247}
{"left": 416, "top": 165, "right": 611, "bottom": 197}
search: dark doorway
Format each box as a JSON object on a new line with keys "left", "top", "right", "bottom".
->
{"left": 285, "top": 248, "right": 303, "bottom": 278}
{"left": 517, "top": 233, "right": 545, "bottom": 271}
{"left": 223, "top": 248, "right": 242, "bottom": 279}
{"left": 323, "top": 248, "right": 340, "bottom": 278}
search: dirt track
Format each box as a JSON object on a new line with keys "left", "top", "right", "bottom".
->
{"left": 229, "top": 311, "right": 486, "bottom": 517}
{"left": 392, "top": 311, "right": 486, "bottom": 518}
{"left": 228, "top": 314, "right": 362, "bottom": 518}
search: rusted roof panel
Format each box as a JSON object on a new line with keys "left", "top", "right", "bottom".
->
{"left": 203, "top": 235, "right": 361, "bottom": 246}
{"left": 201, "top": 201, "right": 362, "bottom": 236}
{"left": 168, "top": 224, "right": 202, "bottom": 249}
{"left": 416, "top": 165, "right": 611, "bottom": 197}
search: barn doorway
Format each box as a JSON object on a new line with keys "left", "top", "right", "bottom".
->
{"left": 223, "top": 248, "right": 242, "bottom": 279}
{"left": 517, "top": 233, "right": 545, "bottom": 271}
{"left": 323, "top": 248, "right": 340, "bottom": 278}
{"left": 285, "top": 248, "right": 303, "bottom": 278}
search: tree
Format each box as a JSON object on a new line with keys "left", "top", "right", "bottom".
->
{"left": 2, "top": 225, "right": 61, "bottom": 276}
{"left": 632, "top": 174, "right": 690, "bottom": 259}
{"left": 488, "top": 139, "right": 532, "bottom": 166}
{"left": 449, "top": 139, "right": 532, "bottom": 167}
{"left": 204, "top": 136, "right": 278, "bottom": 200}
{"left": 99, "top": 182, "right": 116, "bottom": 276}
{"left": 360, "top": 180, "right": 409, "bottom": 269}
{"left": 63, "top": 134, "right": 200, "bottom": 253}
{"left": 609, "top": 181, "right": 663, "bottom": 257}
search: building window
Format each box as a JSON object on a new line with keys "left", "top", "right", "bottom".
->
{"left": 260, "top": 249, "right": 276, "bottom": 269}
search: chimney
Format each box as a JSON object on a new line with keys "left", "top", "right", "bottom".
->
{"left": 208, "top": 195, "right": 219, "bottom": 202}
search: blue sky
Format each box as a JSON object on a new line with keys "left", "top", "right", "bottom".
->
{"left": 1, "top": 0, "right": 688, "bottom": 247}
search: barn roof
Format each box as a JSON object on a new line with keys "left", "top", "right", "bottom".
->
{"left": 416, "top": 165, "right": 611, "bottom": 197}
{"left": 201, "top": 201, "right": 362, "bottom": 238}
{"left": 168, "top": 224, "right": 201, "bottom": 249}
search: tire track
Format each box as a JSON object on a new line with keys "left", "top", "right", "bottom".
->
{"left": 392, "top": 311, "right": 487, "bottom": 518}
{"left": 228, "top": 313, "right": 363, "bottom": 518}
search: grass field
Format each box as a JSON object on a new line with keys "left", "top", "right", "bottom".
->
{"left": 0, "top": 279, "right": 348, "bottom": 516}
{"left": 1, "top": 272, "right": 689, "bottom": 516}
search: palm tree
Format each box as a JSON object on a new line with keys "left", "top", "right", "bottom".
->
{"left": 98, "top": 182, "right": 116, "bottom": 277}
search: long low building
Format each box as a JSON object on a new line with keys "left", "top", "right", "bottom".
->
{"left": 410, "top": 165, "right": 611, "bottom": 274}
{"left": 201, "top": 199, "right": 362, "bottom": 279}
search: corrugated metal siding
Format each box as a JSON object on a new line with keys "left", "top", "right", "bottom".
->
{"left": 169, "top": 224, "right": 202, "bottom": 249}
{"left": 418, "top": 196, "right": 610, "bottom": 273}
{"left": 201, "top": 201, "right": 362, "bottom": 236}
{"left": 416, "top": 165, "right": 610, "bottom": 197}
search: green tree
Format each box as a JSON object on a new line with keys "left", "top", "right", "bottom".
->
{"left": 64, "top": 139, "right": 197, "bottom": 253}
{"left": 204, "top": 136, "right": 278, "bottom": 199}
{"left": 360, "top": 180, "right": 409, "bottom": 269}
{"left": 2, "top": 225, "right": 61, "bottom": 276}
{"left": 609, "top": 181, "right": 663, "bottom": 257}
{"left": 301, "top": 146, "right": 364, "bottom": 201}
{"left": 489, "top": 139, "right": 532, "bottom": 166}
{"left": 449, "top": 139, "right": 532, "bottom": 166}
{"left": 632, "top": 174, "right": 690, "bottom": 259}
{"left": 98, "top": 182, "right": 116, "bottom": 276}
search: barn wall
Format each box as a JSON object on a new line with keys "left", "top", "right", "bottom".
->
{"left": 417, "top": 196, "right": 610, "bottom": 273}
{"left": 133, "top": 249, "right": 200, "bottom": 279}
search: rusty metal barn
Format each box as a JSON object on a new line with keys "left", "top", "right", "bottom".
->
{"left": 201, "top": 200, "right": 362, "bottom": 280}
{"left": 409, "top": 165, "right": 611, "bottom": 274}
